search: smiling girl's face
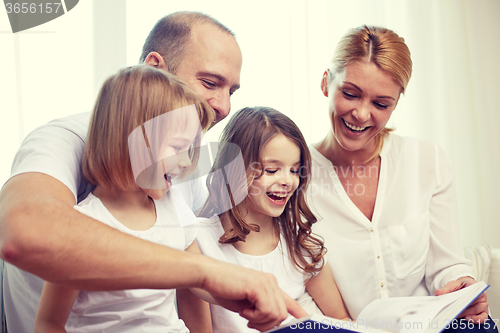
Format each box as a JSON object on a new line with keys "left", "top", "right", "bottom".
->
{"left": 138, "top": 107, "right": 201, "bottom": 201}
{"left": 322, "top": 61, "right": 401, "bottom": 155}
{"left": 245, "top": 133, "right": 301, "bottom": 220}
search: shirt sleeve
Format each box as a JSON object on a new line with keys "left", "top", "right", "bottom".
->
{"left": 170, "top": 188, "right": 200, "bottom": 250}
{"left": 183, "top": 224, "right": 199, "bottom": 250}
{"left": 194, "top": 217, "right": 229, "bottom": 262}
{"left": 425, "top": 143, "right": 474, "bottom": 293}
{"left": 172, "top": 168, "right": 209, "bottom": 213}
{"left": 190, "top": 172, "right": 209, "bottom": 213}
{"left": 7, "top": 112, "right": 91, "bottom": 202}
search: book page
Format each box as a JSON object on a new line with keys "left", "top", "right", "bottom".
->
{"left": 266, "top": 283, "right": 488, "bottom": 333}
{"left": 356, "top": 282, "right": 487, "bottom": 333}
{"left": 356, "top": 296, "right": 452, "bottom": 332}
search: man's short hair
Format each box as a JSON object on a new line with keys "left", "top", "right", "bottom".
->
{"left": 139, "top": 11, "right": 235, "bottom": 74}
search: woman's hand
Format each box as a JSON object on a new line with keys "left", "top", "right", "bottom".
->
{"left": 435, "top": 276, "right": 489, "bottom": 323}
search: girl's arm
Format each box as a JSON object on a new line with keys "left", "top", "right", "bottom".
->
{"left": 305, "top": 262, "right": 351, "bottom": 321}
{"left": 34, "top": 282, "right": 79, "bottom": 333}
{"left": 177, "top": 241, "right": 213, "bottom": 333}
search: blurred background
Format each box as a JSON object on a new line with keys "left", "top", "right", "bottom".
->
{"left": 1, "top": 0, "right": 499, "bottom": 247}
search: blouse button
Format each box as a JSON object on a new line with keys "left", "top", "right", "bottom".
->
{"left": 381, "top": 283, "right": 384, "bottom": 288}
{"left": 370, "top": 228, "right": 374, "bottom": 232}
{"left": 377, "top": 255, "right": 381, "bottom": 259}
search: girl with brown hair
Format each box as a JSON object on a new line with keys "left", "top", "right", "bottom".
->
{"left": 193, "top": 106, "right": 350, "bottom": 332}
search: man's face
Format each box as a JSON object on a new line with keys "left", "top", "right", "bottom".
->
{"left": 175, "top": 23, "right": 242, "bottom": 127}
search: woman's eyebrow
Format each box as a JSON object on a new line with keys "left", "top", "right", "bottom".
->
{"left": 344, "top": 81, "right": 395, "bottom": 100}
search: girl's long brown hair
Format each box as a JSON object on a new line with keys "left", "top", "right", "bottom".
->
{"left": 200, "top": 107, "right": 325, "bottom": 276}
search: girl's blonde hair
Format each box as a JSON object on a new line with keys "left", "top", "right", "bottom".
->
{"left": 200, "top": 107, "right": 325, "bottom": 276}
{"left": 329, "top": 25, "right": 413, "bottom": 159}
{"left": 83, "top": 65, "right": 215, "bottom": 191}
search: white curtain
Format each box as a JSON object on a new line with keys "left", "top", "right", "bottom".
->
{"left": 0, "top": 1, "right": 94, "bottom": 182}
{"left": 1, "top": 0, "right": 499, "bottom": 247}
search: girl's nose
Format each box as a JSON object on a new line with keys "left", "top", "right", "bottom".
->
{"left": 279, "top": 169, "right": 294, "bottom": 187}
{"left": 178, "top": 150, "right": 192, "bottom": 169}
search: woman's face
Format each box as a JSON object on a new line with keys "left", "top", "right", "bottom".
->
{"left": 322, "top": 61, "right": 401, "bottom": 154}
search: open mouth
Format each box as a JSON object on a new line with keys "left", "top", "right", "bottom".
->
{"left": 343, "top": 118, "right": 369, "bottom": 133}
{"left": 164, "top": 173, "right": 175, "bottom": 185}
{"left": 266, "top": 192, "right": 288, "bottom": 204}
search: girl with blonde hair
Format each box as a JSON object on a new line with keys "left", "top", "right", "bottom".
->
{"left": 34, "top": 65, "right": 215, "bottom": 333}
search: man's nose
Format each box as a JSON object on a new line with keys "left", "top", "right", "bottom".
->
{"left": 208, "top": 90, "right": 231, "bottom": 121}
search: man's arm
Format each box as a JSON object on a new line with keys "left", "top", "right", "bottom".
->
{"left": 0, "top": 172, "right": 200, "bottom": 290}
{"left": 0, "top": 172, "right": 306, "bottom": 330}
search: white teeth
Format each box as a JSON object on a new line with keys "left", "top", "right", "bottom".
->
{"left": 343, "top": 119, "right": 367, "bottom": 131}
{"left": 269, "top": 193, "right": 287, "bottom": 198}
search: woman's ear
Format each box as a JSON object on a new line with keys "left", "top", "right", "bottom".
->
{"left": 321, "top": 71, "right": 329, "bottom": 97}
{"left": 144, "top": 52, "right": 168, "bottom": 71}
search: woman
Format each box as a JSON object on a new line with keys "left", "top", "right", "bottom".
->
{"left": 307, "top": 25, "right": 493, "bottom": 331}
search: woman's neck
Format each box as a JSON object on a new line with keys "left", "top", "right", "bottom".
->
{"left": 315, "top": 131, "right": 378, "bottom": 168}
{"left": 315, "top": 132, "right": 381, "bottom": 221}
{"left": 93, "top": 185, "right": 156, "bottom": 231}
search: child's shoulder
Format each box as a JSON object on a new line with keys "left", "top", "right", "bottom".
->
{"left": 74, "top": 192, "right": 103, "bottom": 215}
{"left": 154, "top": 188, "right": 198, "bottom": 226}
{"left": 197, "top": 215, "right": 221, "bottom": 225}
{"left": 196, "top": 215, "right": 223, "bottom": 237}
{"left": 73, "top": 193, "right": 120, "bottom": 229}
{"left": 195, "top": 216, "right": 225, "bottom": 254}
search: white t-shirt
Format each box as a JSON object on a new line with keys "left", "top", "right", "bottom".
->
{"left": 3, "top": 112, "right": 207, "bottom": 333}
{"left": 195, "top": 216, "right": 317, "bottom": 333}
{"left": 306, "top": 134, "right": 473, "bottom": 319}
{"left": 65, "top": 189, "right": 196, "bottom": 333}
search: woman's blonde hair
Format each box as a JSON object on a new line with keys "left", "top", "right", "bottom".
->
{"left": 82, "top": 65, "right": 215, "bottom": 191}
{"left": 329, "top": 25, "right": 413, "bottom": 159}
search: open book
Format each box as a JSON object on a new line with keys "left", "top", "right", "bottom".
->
{"left": 267, "top": 281, "right": 489, "bottom": 333}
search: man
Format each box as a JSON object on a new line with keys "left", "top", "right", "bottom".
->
{"left": 0, "top": 12, "right": 305, "bottom": 333}
{"left": 140, "top": 12, "right": 242, "bottom": 212}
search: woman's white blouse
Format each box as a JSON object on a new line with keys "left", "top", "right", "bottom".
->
{"left": 307, "top": 134, "right": 473, "bottom": 319}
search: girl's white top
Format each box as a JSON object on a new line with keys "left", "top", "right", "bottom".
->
{"left": 66, "top": 188, "right": 198, "bottom": 333}
{"left": 196, "top": 216, "right": 321, "bottom": 333}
